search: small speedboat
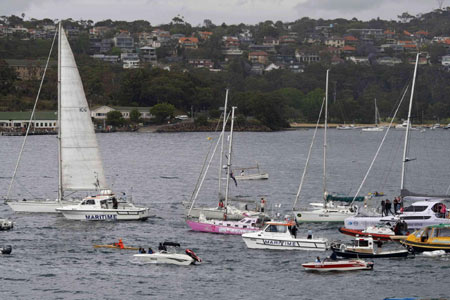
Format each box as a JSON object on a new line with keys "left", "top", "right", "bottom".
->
{"left": 401, "top": 224, "right": 450, "bottom": 253}
{"left": 186, "top": 215, "right": 264, "bottom": 235}
{"left": 0, "top": 218, "right": 13, "bottom": 230}
{"left": 133, "top": 242, "right": 201, "bottom": 266}
{"left": 331, "top": 236, "right": 410, "bottom": 258}
{"left": 1, "top": 245, "right": 12, "bottom": 255}
{"left": 302, "top": 259, "right": 373, "bottom": 271}
{"left": 242, "top": 220, "right": 328, "bottom": 251}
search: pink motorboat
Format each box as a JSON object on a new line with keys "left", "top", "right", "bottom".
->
{"left": 186, "top": 216, "right": 264, "bottom": 235}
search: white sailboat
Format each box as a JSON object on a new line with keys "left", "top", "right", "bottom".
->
{"left": 6, "top": 24, "right": 149, "bottom": 220}
{"left": 293, "top": 70, "right": 359, "bottom": 223}
{"left": 362, "top": 99, "right": 384, "bottom": 132}
{"left": 186, "top": 102, "right": 266, "bottom": 220}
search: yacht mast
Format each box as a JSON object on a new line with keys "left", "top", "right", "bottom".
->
{"left": 323, "top": 69, "right": 329, "bottom": 202}
{"left": 218, "top": 89, "right": 228, "bottom": 199}
{"left": 400, "top": 53, "right": 420, "bottom": 191}
{"left": 374, "top": 98, "right": 378, "bottom": 126}
{"left": 225, "top": 106, "right": 236, "bottom": 209}
{"left": 57, "top": 22, "right": 63, "bottom": 202}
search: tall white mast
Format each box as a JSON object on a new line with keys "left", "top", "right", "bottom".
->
{"left": 225, "top": 106, "right": 236, "bottom": 208}
{"left": 323, "top": 69, "right": 329, "bottom": 202}
{"left": 218, "top": 89, "right": 229, "bottom": 199}
{"left": 374, "top": 98, "right": 378, "bottom": 126}
{"left": 400, "top": 53, "right": 420, "bottom": 191}
{"left": 57, "top": 22, "right": 63, "bottom": 202}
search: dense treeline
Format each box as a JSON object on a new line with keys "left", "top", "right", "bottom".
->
{"left": 2, "top": 56, "right": 449, "bottom": 129}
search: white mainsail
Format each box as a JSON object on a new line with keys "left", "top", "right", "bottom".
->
{"left": 59, "top": 27, "right": 107, "bottom": 191}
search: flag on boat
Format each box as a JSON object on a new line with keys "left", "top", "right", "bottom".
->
{"left": 230, "top": 172, "right": 237, "bottom": 186}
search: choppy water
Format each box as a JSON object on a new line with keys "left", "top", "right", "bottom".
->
{"left": 1, "top": 129, "right": 450, "bottom": 299}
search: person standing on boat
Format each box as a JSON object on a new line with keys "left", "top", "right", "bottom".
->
{"left": 393, "top": 198, "right": 399, "bottom": 214}
{"left": 385, "top": 199, "right": 392, "bottom": 215}
{"left": 381, "top": 200, "right": 386, "bottom": 216}
{"left": 315, "top": 257, "right": 321, "bottom": 263}
{"left": 112, "top": 197, "right": 118, "bottom": 209}
{"left": 260, "top": 198, "right": 266, "bottom": 212}
{"left": 291, "top": 225, "right": 298, "bottom": 238}
{"left": 218, "top": 199, "right": 224, "bottom": 209}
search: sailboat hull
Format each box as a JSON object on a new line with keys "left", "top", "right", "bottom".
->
{"left": 6, "top": 199, "right": 79, "bottom": 213}
{"left": 294, "top": 208, "right": 357, "bottom": 223}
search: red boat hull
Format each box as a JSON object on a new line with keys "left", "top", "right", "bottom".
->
{"left": 338, "top": 227, "right": 393, "bottom": 241}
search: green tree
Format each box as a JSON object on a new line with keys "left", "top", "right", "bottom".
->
{"left": 106, "top": 110, "right": 124, "bottom": 126}
{"left": 150, "top": 102, "right": 175, "bottom": 124}
{"left": 129, "top": 109, "right": 141, "bottom": 123}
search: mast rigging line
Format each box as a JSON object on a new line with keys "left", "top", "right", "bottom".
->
{"left": 292, "top": 96, "right": 326, "bottom": 210}
{"left": 350, "top": 83, "right": 411, "bottom": 206}
{"left": 5, "top": 29, "right": 58, "bottom": 201}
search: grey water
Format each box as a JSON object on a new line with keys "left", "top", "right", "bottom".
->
{"left": 1, "top": 129, "right": 449, "bottom": 299}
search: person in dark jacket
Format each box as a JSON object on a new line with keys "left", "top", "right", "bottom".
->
{"left": 381, "top": 200, "right": 386, "bottom": 216}
{"left": 385, "top": 199, "right": 392, "bottom": 215}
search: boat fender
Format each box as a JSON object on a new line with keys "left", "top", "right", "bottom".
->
{"left": 185, "top": 249, "right": 202, "bottom": 262}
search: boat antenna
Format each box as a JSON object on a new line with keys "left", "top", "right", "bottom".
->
{"left": 5, "top": 25, "right": 58, "bottom": 202}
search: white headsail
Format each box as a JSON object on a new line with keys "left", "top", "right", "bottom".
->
{"left": 59, "top": 27, "right": 107, "bottom": 191}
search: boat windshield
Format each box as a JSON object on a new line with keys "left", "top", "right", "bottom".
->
{"left": 413, "top": 229, "right": 423, "bottom": 238}
{"left": 433, "top": 227, "right": 450, "bottom": 237}
{"left": 403, "top": 205, "right": 427, "bottom": 212}
{"left": 82, "top": 199, "right": 95, "bottom": 205}
{"left": 265, "top": 225, "right": 287, "bottom": 233}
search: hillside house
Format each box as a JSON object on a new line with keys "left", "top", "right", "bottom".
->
{"left": 178, "top": 37, "right": 199, "bottom": 49}
{"left": 248, "top": 51, "right": 269, "bottom": 64}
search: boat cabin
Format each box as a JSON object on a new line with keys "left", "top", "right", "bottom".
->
{"left": 410, "top": 224, "right": 450, "bottom": 243}
{"left": 80, "top": 195, "right": 118, "bottom": 209}
{"left": 346, "top": 237, "right": 375, "bottom": 254}
{"left": 398, "top": 200, "right": 448, "bottom": 221}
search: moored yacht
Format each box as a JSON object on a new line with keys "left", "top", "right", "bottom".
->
{"left": 344, "top": 198, "right": 450, "bottom": 231}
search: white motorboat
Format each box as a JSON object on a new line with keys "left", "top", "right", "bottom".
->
{"left": 0, "top": 218, "right": 13, "bottom": 230}
{"left": 344, "top": 198, "right": 450, "bottom": 230}
{"left": 56, "top": 191, "right": 149, "bottom": 221}
{"left": 302, "top": 259, "right": 373, "bottom": 271}
{"left": 395, "top": 120, "right": 418, "bottom": 130}
{"left": 242, "top": 220, "right": 328, "bottom": 251}
{"left": 6, "top": 24, "right": 148, "bottom": 216}
{"left": 293, "top": 70, "right": 361, "bottom": 223}
{"left": 336, "top": 124, "right": 360, "bottom": 130}
{"left": 331, "top": 236, "right": 410, "bottom": 258}
{"left": 134, "top": 242, "right": 201, "bottom": 266}
{"left": 234, "top": 164, "right": 269, "bottom": 180}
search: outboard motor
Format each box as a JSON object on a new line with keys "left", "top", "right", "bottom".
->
{"left": 1, "top": 245, "right": 12, "bottom": 255}
{"left": 185, "top": 249, "right": 202, "bottom": 263}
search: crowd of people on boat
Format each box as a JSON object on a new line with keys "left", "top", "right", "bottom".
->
{"left": 380, "top": 197, "right": 403, "bottom": 216}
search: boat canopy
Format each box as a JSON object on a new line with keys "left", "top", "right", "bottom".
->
{"left": 163, "top": 242, "right": 181, "bottom": 247}
{"left": 326, "top": 194, "right": 365, "bottom": 203}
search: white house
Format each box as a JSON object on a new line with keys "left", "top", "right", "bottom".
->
{"left": 91, "top": 106, "right": 152, "bottom": 120}
{"left": 0, "top": 111, "right": 57, "bottom": 130}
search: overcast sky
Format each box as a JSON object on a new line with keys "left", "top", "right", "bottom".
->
{"left": 0, "top": 0, "right": 443, "bottom": 26}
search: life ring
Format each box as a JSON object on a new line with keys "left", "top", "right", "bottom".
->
{"left": 185, "top": 249, "right": 202, "bottom": 262}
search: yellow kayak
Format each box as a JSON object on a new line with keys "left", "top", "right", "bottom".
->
{"left": 94, "top": 244, "right": 139, "bottom": 250}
